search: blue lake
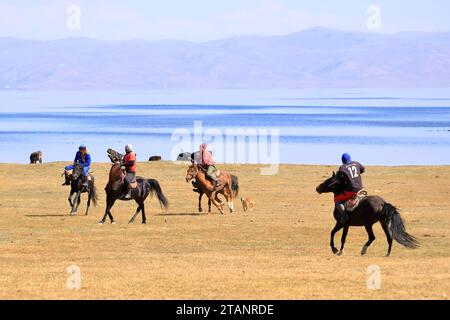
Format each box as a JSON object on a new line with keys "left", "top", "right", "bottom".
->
{"left": 0, "top": 89, "right": 449, "bottom": 165}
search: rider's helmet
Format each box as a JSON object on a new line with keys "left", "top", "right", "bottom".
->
{"left": 341, "top": 153, "right": 352, "bottom": 164}
{"left": 79, "top": 144, "right": 87, "bottom": 152}
{"left": 125, "top": 144, "right": 133, "bottom": 153}
{"left": 200, "top": 143, "right": 207, "bottom": 150}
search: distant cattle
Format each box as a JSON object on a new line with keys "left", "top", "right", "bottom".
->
{"left": 148, "top": 156, "right": 162, "bottom": 161}
{"left": 30, "top": 151, "right": 43, "bottom": 164}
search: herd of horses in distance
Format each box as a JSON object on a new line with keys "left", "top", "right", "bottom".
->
{"left": 30, "top": 149, "right": 419, "bottom": 256}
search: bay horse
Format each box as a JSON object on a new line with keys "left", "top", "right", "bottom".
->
{"left": 186, "top": 164, "right": 238, "bottom": 214}
{"left": 316, "top": 172, "right": 419, "bottom": 256}
{"left": 99, "top": 149, "right": 169, "bottom": 224}
{"left": 66, "top": 163, "right": 98, "bottom": 216}
{"left": 193, "top": 175, "right": 239, "bottom": 213}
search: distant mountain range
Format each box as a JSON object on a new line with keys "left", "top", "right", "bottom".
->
{"left": 1, "top": 27, "right": 449, "bottom": 90}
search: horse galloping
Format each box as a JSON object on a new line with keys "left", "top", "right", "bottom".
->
{"left": 186, "top": 164, "right": 237, "bottom": 214}
{"left": 100, "top": 149, "right": 169, "bottom": 224}
{"left": 316, "top": 172, "right": 419, "bottom": 256}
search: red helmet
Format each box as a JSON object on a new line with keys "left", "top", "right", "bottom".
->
{"left": 200, "top": 143, "right": 207, "bottom": 150}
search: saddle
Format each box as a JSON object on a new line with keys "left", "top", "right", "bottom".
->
{"left": 120, "top": 172, "right": 138, "bottom": 189}
{"left": 345, "top": 190, "right": 368, "bottom": 212}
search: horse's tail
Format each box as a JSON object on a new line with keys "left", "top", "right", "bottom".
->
{"left": 146, "top": 179, "right": 169, "bottom": 210}
{"left": 383, "top": 203, "right": 419, "bottom": 249}
{"left": 89, "top": 182, "right": 99, "bottom": 207}
{"left": 231, "top": 175, "right": 239, "bottom": 198}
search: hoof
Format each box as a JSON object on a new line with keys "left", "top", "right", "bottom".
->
{"left": 98, "top": 221, "right": 104, "bottom": 225}
{"left": 111, "top": 221, "right": 116, "bottom": 225}
{"left": 142, "top": 221, "right": 146, "bottom": 224}
{"left": 384, "top": 253, "right": 391, "bottom": 257}
{"left": 331, "top": 247, "right": 338, "bottom": 255}
{"left": 361, "top": 245, "right": 368, "bottom": 256}
{"left": 198, "top": 208, "right": 203, "bottom": 213}
{"left": 336, "top": 249, "right": 344, "bottom": 256}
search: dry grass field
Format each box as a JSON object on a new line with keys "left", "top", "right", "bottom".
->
{"left": 0, "top": 162, "right": 449, "bottom": 300}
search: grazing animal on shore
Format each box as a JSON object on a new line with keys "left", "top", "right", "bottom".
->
{"left": 316, "top": 172, "right": 419, "bottom": 256}
{"left": 241, "top": 198, "right": 255, "bottom": 212}
{"left": 30, "top": 151, "right": 43, "bottom": 164}
{"left": 66, "top": 163, "right": 98, "bottom": 216}
{"left": 99, "top": 149, "right": 169, "bottom": 224}
{"left": 186, "top": 164, "right": 237, "bottom": 214}
{"left": 148, "top": 156, "right": 162, "bottom": 161}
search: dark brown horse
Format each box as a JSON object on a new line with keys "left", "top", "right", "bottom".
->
{"left": 66, "top": 163, "right": 98, "bottom": 216}
{"left": 186, "top": 164, "right": 238, "bottom": 214}
{"left": 99, "top": 149, "right": 169, "bottom": 224}
{"left": 316, "top": 172, "right": 419, "bottom": 256}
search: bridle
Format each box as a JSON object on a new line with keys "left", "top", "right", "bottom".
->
{"left": 186, "top": 165, "right": 199, "bottom": 182}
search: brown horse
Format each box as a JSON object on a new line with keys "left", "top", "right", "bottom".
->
{"left": 99, "top": 149, "right": 169, "bottom": 224}
{"left": 186, "top": 164, "right": 237, "bottom": 214}
{"left": 316, "top": 172, "right": 419, "bottom": 256}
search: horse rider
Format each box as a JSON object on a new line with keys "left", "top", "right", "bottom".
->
{"left": 63, "top": 144, "right": 91, "bottom": 188}
{"left": 200, "top": 143, "right": 221, "bottom": 188}
{"left": 122, "top": 144, "right": 137, "bottom": 199}
{"left": 335, "top": 153, "right": 365, "bottom": 224}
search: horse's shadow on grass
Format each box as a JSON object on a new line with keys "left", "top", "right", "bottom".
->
{"left": 25, "top": 214, "right": 68, "bottom": 217}
{"left": 155, "top": 212, "right": 205, "bottom": 217}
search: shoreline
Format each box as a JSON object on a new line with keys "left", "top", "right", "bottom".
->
{"left": 1, "top": 161, "right": 450, "bottom": 168}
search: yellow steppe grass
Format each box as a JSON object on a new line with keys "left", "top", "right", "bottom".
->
{"left": 0, "top": 162, "right": 449, "bottom": 300}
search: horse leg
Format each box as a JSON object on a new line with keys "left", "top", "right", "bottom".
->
{"left": 337, "top": 225, "right": 349, "bottom": 256}
{"left": 361, "top": 224, "right": 376, "bottom": 256}
{"left": 68, "top": 191, "right": 74, "bottom": 208}
{"left": 380, "top": 220, "right": 393, "bottom": 257}
{"left": 198, "top": 193, "right": 203, "bottom": 213}
{"left": 100, "top": 195, "right": 116, "bottom": 224}
{"left": 225, "top": 184, "right": 234, "bottom": 213}
{"left": 330, "top": 222, "right": 343, "bottom": 255}
{"left": 140, "top": 201, "right": 147, "bottom": 224}
{"left": 208, "top": 197, "right": 212, "bottom": 214}
{"left": 210, "top": 192, "right": 225, "bottom": 214}
{"left": 70, "top": 192, "right": 81, "bottom": 216}
{"left": 129, "top": 200, "right": 142, "bottom": 224}
{"left": 85, "top": 191, "right": 91, "bottom": 216}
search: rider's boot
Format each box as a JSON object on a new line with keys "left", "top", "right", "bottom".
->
{"left": 62, "top": 172, "right": 71, "bottom": 186}
{"left": 82, "top": 176, "right": 89, "bottom": 190}
{"left": 192, "top": 180, "right": 200, "bottom": 193}
{"left": 123, "top": 188, "right": 132, "bottom": 199}
{"left": 336, "top": 203, "right": 350, "bottom": 225}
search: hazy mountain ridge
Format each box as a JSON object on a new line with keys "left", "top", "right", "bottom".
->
{"left": 1, "top": 27, "right": 449, "bottom": 90}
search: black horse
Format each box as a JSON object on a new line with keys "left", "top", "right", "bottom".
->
{"left": 316, "top": 172, "right": 419, "bottom": 256}
{"left": 67, "top": 163, "right": 98, "bottom": 216}
{"left": 99, "top": 149, "right": 169, "bottom": 224}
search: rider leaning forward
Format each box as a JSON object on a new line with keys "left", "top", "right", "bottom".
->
{"left": 200, "top": 143, "right": 221, "bottom": 188}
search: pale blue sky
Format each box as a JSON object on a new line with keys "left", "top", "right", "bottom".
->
{"left": 1, "top": 0, "right": 449, "bottom": 41}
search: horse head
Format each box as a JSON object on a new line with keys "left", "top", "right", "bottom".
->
{"left": 107, "top": 148, "right": 124, "bottom": 165}
{"left": 186, "top": 164, "right": 199, "bottom": 183}
{"left": 70, "top": 162, "right": 84, "bottom": 180}
{"left": 316, "top": 172, "right": 344, "bottom": 194}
